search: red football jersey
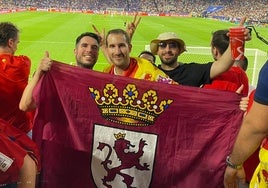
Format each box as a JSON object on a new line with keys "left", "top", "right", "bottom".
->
{"left": 0, "top": 54, "right": 33, "bottom": 133}
{"left": 203, "top": 66, "right": 249, "bottom": 96}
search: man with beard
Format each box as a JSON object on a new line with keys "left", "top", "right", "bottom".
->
{"left": 19, "top": 32, "right": 100, "bottom": 111}
{"left": 150, "top": 31, "right": 241, "bottom": 87}
{"left": 74, "top": 32, "right": 100, "bottom": 69}
{"left": 103, "top": 28, "right": 175, "bottom": 84}
{"left": 149, "top": 17, "right": 250, "bottom": 87}
{"left": 20, "top": 14, "right": 142, "bottom": 110}
{"left": 149, "top": 27, "right": 251, "bottom": 112}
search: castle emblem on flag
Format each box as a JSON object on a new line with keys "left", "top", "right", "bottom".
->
{"left": 89, "top": 83, "right": 173, "bottom": 126}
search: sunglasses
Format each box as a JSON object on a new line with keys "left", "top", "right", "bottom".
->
{"left": 158, "top": 41, "right": 178, "bottom": 49}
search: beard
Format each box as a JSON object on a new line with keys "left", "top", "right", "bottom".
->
{"left": 159, "top": 55, "right": 178, "bottom": 66}
{"left": 76, "top": 61, "right": 94, "bottom": 69}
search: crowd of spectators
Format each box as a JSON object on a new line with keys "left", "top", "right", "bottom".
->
{"left": 208, "top": 0, "right": 268, "bottom": 25}
{"left": 0, "top": 0, "right": 267, "bottom": 24}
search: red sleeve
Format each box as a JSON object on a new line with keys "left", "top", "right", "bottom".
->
{"left": 0, "top": 54, "right": 31, "bottom": 82}
{"left": 203, "top": 67, "right": 249, "bottom": 95}
{"left": 0, "top": 54, "right": 32, "bottom": 132}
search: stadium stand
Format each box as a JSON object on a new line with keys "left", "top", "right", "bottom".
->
{"left": 0, "top": 0, "right": 267, "bottom": 24}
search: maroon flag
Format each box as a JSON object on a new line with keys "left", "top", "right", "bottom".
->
{"left": 33, "top": 61, "right": 243, "bottom": 188}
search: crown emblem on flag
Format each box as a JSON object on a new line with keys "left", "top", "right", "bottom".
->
{"left": 89, "top": 83, "right": 173, "bottom": 126}
{"left": 114, "top": 132, "right": 126, "bottom": 140}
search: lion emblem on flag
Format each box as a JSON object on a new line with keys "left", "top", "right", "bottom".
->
{"left": 97, "top": 132, "right": 149, "bottom": 188}
{"left": 92, "top": 125, "right": 157, "bottom": 188}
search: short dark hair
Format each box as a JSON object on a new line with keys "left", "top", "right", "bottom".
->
{"left": 0, "top": 22, "right": 19, "bottom": 47}
{"left": 75, "top": 32, "right": 100, "bottom": 46}
{"left": 211, "top": 29, "right": 229, "bottom": 55}
{"left": 106, "top": 29, "right": 130, "bottom": 46}
{"left": 139, "top": 50, "right": 156, "bottom": 63}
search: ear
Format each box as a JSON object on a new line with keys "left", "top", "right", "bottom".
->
{"left": 212, "top": 46, "right": 219, "bottom": 60}
{"left": 128, "top": 43, "right": 132, "bottom": 53}
{"left": 8, "top": 39, "right": 14, "bottom": 48}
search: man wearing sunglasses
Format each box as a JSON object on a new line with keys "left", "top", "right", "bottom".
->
{"left": 149, "top": 18, "right": 250, "bottom": 87}
{"left": 150, "top": 30, "right": 249, "bottom": 87}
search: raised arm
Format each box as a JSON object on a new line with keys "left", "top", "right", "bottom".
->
{"left": 126, "top": 13, "right": 141, "bottom": 41}
{"left": 92, "top": 24, "right": 110, "bottom": 64}
{"left": 210, "top": 17, "right": 250, "bottom": 79}
{"left": 93, "top": 13, "right": 142, "bottom": 46}
{"left": 19, "top": 51, "right": 53, "bottom": 111}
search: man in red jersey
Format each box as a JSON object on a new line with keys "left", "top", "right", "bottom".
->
{"left": 203, "top": 29, "right": 249, "bottom": 96}
{"left": 0, "top": 22, "right": 40, "bottom": 188}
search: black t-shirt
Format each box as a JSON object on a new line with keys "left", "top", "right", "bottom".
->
{"left": 158, "top": 62, "right": 213, "bottom": 87}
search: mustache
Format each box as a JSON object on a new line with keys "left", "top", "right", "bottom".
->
{"left": 113, "top": 53, "right": 124, "bottom": 58}
{"left": 163, "top": 51, "right": 174, "bottom": 56}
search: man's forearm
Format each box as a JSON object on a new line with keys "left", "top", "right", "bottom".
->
{"left": 228, "top": 119, "right": 266, "bottom": 166}
{"left": 19, "top": 69, "right": 44, "bottom": 111}
{"left": 210, "top": 45, "right": 234, "bottom": 79}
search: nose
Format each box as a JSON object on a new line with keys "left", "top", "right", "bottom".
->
{"left": 165, "top": 45, "right": 172, "bottom": 50}
{"left": 86, "top": 46, "right": 93, "bottom": 52}
{"left": 114, "top": 46, "right": 122, "bottom": 54}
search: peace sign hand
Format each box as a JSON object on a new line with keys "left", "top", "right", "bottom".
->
{"left": 126, "top": 13, "right": 141, "bottom": 41}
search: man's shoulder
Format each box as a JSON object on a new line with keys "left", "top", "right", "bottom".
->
{"left": 133, "top": 57, "right": 148, "bottom": 64}
{"left": 0, "top": 54, "right": 31, "bottom": 66}
{"left": 133, "top": 57, "right": 174, "bottom": 82}
{"left": 254, "top": 61, "right": 268, "bottom": 105}
{"left": 261, "top": 60, "right": 268, "bottom": 72}
{"left": 0, "top": 54, "right": 31, "bottom": 77}
{"left": 134, "top": 57, "right": 158, "bottom": 69}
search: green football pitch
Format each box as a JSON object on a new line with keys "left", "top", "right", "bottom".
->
{"left": 1, "top": 11, "right": 267, "bottom": 84}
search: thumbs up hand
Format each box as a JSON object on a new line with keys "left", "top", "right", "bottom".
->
{"left": 39, "top": 51, "right": 53, "bottom": 72}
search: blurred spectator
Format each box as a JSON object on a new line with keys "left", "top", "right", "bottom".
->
{"left": 138, "top": 50, "right": 156, "bottom": 64}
